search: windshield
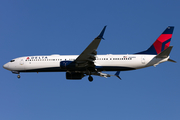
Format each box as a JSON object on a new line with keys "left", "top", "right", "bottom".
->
{"left": 10, "top": 60, "right": 15, "bottom": 62}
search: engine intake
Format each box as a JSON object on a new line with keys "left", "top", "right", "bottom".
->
{"left": 60, "top": 61, "right": 76, "bottom": 69}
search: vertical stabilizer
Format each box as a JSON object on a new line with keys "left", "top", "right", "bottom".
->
{"left": 136, "top": 26, "right": 174, "bottom": 55}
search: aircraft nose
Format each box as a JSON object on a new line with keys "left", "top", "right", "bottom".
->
{"left": 3, "top": 63, "right": 9, "bottom": 70}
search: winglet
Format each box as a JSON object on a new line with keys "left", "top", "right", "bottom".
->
{"left": 115, "top": 71, "right": 121, "bottom": 80}
{"left": 97, "top": 26, "right": 107, "bottom": 39}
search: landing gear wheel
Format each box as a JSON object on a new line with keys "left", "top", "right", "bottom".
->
{"left": 17, "top": 75, "right": 20, "bottom": 79}
{"left": 88, "top": 76, "right": 93, "bottom": 82}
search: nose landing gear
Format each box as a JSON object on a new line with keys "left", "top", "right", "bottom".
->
{"left": 17, "top": 75, "right": 20, "bottom": 79}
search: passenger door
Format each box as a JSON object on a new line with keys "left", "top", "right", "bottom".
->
{"left": 141, "top": 56, "right": 146, "bottom": 64}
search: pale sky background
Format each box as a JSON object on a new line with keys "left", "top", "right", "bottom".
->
{"left": 1, "top": 0, "right": 180, "bottom": 120}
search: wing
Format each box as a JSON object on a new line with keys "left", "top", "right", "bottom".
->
{"left": 75, "top": 26, "right": 107, "bottom": 69}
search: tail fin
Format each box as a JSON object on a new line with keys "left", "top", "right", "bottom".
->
{"left": 136, "top": 26, "right": 174, "bottom": 55}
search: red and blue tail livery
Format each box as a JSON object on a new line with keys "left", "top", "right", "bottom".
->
{"left": 136, "top": 26, "right": 174, "bottom": 55}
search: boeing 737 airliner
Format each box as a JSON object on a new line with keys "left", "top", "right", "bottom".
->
{"left": 3, "top": 26, "right": 176, "bottom": 81}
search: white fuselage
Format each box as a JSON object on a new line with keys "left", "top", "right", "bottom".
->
{"left": 2, "top": 26, "right": 174, "bottom": 80}
{"left": 3, "top": 54, "right": 169, "bottom": 72}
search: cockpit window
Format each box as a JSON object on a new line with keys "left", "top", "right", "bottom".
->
{"left": 10, "top": 60, "right": 15, "bottom": 62}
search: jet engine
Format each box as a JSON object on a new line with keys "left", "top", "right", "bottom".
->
{"left": 66, "top": 72, "right": 84, "bottom": 80}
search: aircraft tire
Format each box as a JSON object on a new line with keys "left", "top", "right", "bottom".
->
{"left": 17, "top": 75, "right": 20, "bottom": 79}
{"left": 88, "top": 76, "right": 93, "bottom": 82}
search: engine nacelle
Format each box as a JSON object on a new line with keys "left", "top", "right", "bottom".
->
{"left": 66, "top": 72, "right": 84, "bottom": 80}
{"left": 60, "top": 61, "right": 76, "bottom": 70}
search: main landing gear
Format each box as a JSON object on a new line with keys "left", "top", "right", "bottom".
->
{"left": 88, "top": 75, "right": 93, "bottom": 82}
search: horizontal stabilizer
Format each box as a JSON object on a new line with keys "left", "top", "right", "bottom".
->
{"left": 115, "top": 71, "right": 121, "bottom": 80}
{"left": 168, "top": 58, "right": 176, "bottom": 63}
{"left": 155, "top": 46, "right": 173, "bottom": 58}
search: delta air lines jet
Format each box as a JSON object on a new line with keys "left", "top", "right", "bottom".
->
{"left": 3, "top": 26, "right": 176, "bottom": 82}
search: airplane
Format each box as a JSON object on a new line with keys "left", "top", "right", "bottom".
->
{"left": 3, "top": 26, "right": 176, "bottom": 82}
